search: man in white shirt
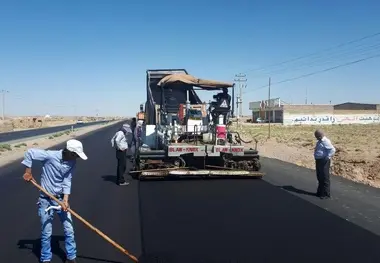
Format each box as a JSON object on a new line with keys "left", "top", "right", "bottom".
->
{"left": 314, "top": 129, "right": 336, "bottom": 199}
{"left": 111, "top": 124, "right": 133, "bottom": 186}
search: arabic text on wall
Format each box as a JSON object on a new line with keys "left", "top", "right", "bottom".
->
{"left": 284, "top": 114, "right": 380, "bottom": 125}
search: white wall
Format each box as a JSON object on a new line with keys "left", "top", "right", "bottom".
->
{"left": 283, "top": 114, "right": 380, "bottom": 125}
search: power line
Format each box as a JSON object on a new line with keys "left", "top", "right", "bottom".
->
{"left": 244, "top": 53, "right": 380, "bottom": 94}
{"left": 241, "top": 31, "right": 380, "bottom": 74}
{"left": 248, "top": 42, "right": 380, "bottom": 78}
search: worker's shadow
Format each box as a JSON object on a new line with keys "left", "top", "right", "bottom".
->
{"left": 102, "top": 174, "right": 135, "bottom": 184}
{"left": 17, "top": 235, "right": 124, "bottom": 263}
{"left": 280, "top": 185, "right": 317, "bottom": 196}
{"left": 102, "top": 175, "right": 118, "bottom": 184}
{"left": 17, "top": 236, "right": 66, "bottom": 262}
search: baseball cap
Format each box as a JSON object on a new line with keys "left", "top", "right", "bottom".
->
{"left": 66, "top": 139, "right": 88, "bottom": 160}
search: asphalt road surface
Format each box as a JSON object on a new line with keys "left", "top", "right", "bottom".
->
{"left": 1, "top": 122, "right": 380, "bottom": 263}
{"left": 0, "top": 120, "right": 109, "bottom": 143}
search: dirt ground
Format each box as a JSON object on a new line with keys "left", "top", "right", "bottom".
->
{"left": 233, "top": 123, "right": 380, "bottom": 188}
{"left": 0, "top": 121, "right": 117, "bottom": 168}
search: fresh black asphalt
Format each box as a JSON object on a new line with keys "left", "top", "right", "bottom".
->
{"left": 1, "top": 122, "right": 380, "bottom": 263}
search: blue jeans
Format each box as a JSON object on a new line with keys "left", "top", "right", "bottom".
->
{"left": 37, "top": 196, "right": 77, "bottom": 262}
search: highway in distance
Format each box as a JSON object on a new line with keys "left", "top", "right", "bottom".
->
{"left": 0, "top": 120, "right": 109, "bottom": 143}
{"left": 1, "top": 122, "right": 380, "bottom": 263}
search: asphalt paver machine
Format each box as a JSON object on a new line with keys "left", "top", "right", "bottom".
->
{"left": 132, "top": 69, "right": 264, "bottom": 180}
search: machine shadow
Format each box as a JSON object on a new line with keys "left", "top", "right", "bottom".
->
{"left": 137, "top": 253, "right": 176, "bottom": 263}
{"left": 17, "top": 236, "right": 124, "bottom": 263}
{"left": 136, "top": 179, "right": 380, "bottom": 262}
{"left": 280, "top": 185, "right": 317, "bottom": 196}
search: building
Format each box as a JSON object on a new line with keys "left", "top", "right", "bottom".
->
{"left": 249, "top": 98, "right": 286, "bottom": 123}
{"left": 249, "top": 99, "right": 380, "bottom": 125}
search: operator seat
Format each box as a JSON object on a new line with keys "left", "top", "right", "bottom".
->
{"left": 165, "top": 96, "right": 179, "bottom": 114}
{"left": 210, "top": 97, "right": 231, "bottom": 125}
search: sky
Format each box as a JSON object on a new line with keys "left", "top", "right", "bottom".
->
{"left": 0, "top": 0, "right": 379, "bottom": 117}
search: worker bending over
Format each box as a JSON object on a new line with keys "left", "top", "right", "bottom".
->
{"left": 111, "top": 123, "right": 134, "bottom": 186}
{"left": 22, "top": 139, "right": 88, "bottom": 263}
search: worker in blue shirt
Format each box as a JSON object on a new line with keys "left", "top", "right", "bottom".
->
{"left": 314, "top": 130, "right": 336, "bottom": 199}
{"left": 22, "top": 139, "right": 88, "bottom": 263}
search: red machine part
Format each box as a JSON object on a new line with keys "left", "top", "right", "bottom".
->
{"left": 178, "top": 104, "right": 185, "bottom": 122}
{"left": 216, "top": 124, "right": 227, "bottom": 140}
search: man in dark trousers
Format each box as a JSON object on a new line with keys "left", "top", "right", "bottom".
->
{"left": 131, "top": 117, "right": 137, "bottom": 132}
{"left": 111, "top": 123, "right": 134, "bottom": 186}
{"left": 314, "top": 129, "right": 336, "bottom": 199}
{"left": 130, "top": 118, "right": 137, "bottom": 168}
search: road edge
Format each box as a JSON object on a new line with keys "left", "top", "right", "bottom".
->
{"left": 0, "top": 120, "right": 126, "bottom": 174}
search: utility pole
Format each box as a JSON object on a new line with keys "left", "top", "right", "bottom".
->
{"left": 1, "top": 90, "right": 9, "bottom": 120}
{"left": 305, "top": 87, "right": 308, "bottom": 104}
{"left": 268, "top": 78, "right": 271, "bottom": 139}
{"left": 234, "top": 73, "right": 247, "bottom": 124}
{"left": 73, "top": 105, "right": 77, "bottom": 119}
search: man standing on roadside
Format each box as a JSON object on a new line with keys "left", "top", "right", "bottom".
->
{"left": 314, "top": 129, "right": 336, "bottom": 199}
{"left": 22, "top": 139, "right": 88, "bottom": 263}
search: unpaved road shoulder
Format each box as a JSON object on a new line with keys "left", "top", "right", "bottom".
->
{"left": 0, "top": 121, "right": 119, "bottom": 168}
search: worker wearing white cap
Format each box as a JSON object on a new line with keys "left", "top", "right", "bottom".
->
{"left": 22, "top": 139, "right": 87, "bottom": 263}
